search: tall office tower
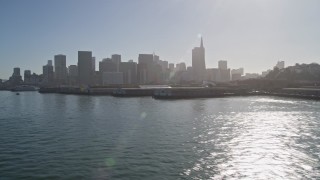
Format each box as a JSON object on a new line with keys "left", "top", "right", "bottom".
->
{"left": 24, "top": 70, "right": 31, "bottom": 83}
{"left": 138, "top": 54, "right": 154, "bottom": 84}
{"left": 275, "top": 61, "right": 285, "bottom": 69}
{"left": 218, "top": 60, "right": 228, "bottom": 70}
{"left": 218, "top": 60, "right": 230, "bottom": 82}
{"left": 99, "top": 58, "right": 117, "bottom": 72}
{"left": 8, "top": 67, "right": 23, "bottom": 85}
{"left": 169, "top": 63, "right": 174, "bottom": 71}
{"left": 157, "top": 60, "right": 168, "bottom": 72}
{"left": 78, "top": 51, "right": 93, "bottom": 85}
{"left": 185, "top": 66, "right": 194, "bottom": 82}
{"left": 68, "top": 65, "right": 78, "bottom": 77}
{"left": 112, "top": 54, "right": 121, "bottom": 72}
{"left": 47, "top": 60, "right": 53, "bottom": 66}
{"left": 192, "top": 37, "right": 206, "bottom": 82}
{"left": 92, "top": 57, "right": 96, "bottom": 72}
{"left": 153, "top": 55, "right": 160, "bottom": 63}
{"left": 176, "top": 62, "right": 187, "bottom": 72}
{"left": 43, "top": 60, "right": 54, "bottom": 84}
{"left": 209, "top": 68, "right": 221, "bottom": 82}
{"left": 137, "top": 63, "right": 147, "bottom": 84}
{"left": 120, "top": 62, "right": 137, "bottom": 84}
{"left": 68, "top": 65, "right": 78, "bottom": 85}
{"left": 231, "top": 68, "right": 244, "bottom": 81}
{"left": 102, "top": 72, "right": 123, "bottom": 85}
{"left": 13, "top": 67, "right": 20, "bottom": 76}
{"left": 54, "top": 54, "right": 67, "bottom": 84}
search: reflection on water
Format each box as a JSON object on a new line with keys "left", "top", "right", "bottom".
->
{"left": 0, "top": 92, "right": 320, "bottom": 179}
{"left": 184, "top": 98, "right": 320, "bottom": 179}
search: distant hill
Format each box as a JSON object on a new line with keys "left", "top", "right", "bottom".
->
{"left": 265, "top": 63, "right": 320, "bottom": 82}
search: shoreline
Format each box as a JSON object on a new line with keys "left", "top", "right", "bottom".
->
{"left": 1, "top": 86, "right": 320, "bottom": 101}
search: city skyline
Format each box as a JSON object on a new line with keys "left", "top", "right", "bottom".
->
{"left": 1, "top": 0, "right": 320, "bottom": 79}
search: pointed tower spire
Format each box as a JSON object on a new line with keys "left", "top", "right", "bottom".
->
{"left": 200, "top": 37, "right": 204, "bottom": 48}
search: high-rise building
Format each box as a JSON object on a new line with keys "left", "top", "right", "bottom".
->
{"left": 156, "top": 60, "right": 169, "bottom": 82}
{"left": 231, "top": 68, "right": 244, "bottom": 75}
{"left": 68, "top": 65, "right": 78, "bottom": 85}
{"left": 137, "top": 63, "right": 147, "bottom": 84}
{"left": 261, "top": 69, "right": 272, "bottom": 77}
{"left": 68, "top": 65, "right": 78, "bottom": 77}
{"left": 102, "top": 72, "right": 123, "bottom": 85}
{"left": 138, "top": 54, "right": 154, "bottom": 84}
{"left": 112, "top": 54, "right": 121, "bottom": 72}
{"left": 47, "top": 60, "right": 53, "bottom": 66}
{"left": 43, "top": 60, "right": 54, "bottom": 84}
{"left": 206, "top": 68, "right": 219, "bottom": 82}
{"left": 99, "top": 58, "right": 117, "bottom": 73}
{"left": 218, "top": 60, "right": 228, "bottom": 70}
{"left": 176, "top": 62, "right": 187, "bottom": 71}
{"left": 185, "top": 66, "right": 194, "bottom": 82}
{"left": 275, "top": 61, "right": 285, "bottom": 69}
{"left": 216, "top": 60, "right": 230, "bottom": 82}
{"left": 231, "top": 68, "right": 244, "bottom": 81}
{"left": 120, "top": 62, "right": 137, "bottom": 84}
{"left": 78, "top": 51, "right": 93, "bottom": 85}
{"left": 169, "top": 63, "right": 174, "bottom": 71}
{"left": 138, "top": 54, "right": 153, "bottom": 64}
{"left": 220, "top": 69, "right": 231, "bottom": 82}
{"left": 8, "top": 67, "right": 23, "bottom": 86}
{"left": 13, "top": 67, "right": 20, "bottom": 76}
{"left": 24, "top": 70, "right": 31, "bottom": 83}
{"left": 157, "top": 60, "right": 168, "bottom": 72}
{"left": 243, "top": 73, "right": 260, "bottom": 79}
{"left": 192, "top": 37, "right": 206, "bottom": 82}
{"left": 54, "top": 54, "right": 67, "bottom": 84}
{"left": 92, "top": 57, "right": 96, "bottom": 72}
{"left": 153, "top": 55, "right": 160, "bottom": 63}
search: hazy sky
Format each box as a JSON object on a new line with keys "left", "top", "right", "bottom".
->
{"left": 1, "top": 0, "right": 320, "bottom": 79}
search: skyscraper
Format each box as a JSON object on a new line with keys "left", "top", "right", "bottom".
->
{"left": 13, "top": 67, "right": 20, "bottom": 76}
{"left": 120, "top": 61, "right": 137, "bottom": 84}
{"left": 176, "top": 62, "right": 187, "bottom": 71}
{"left": 54, "top": 54, "right": 67, "bottom": 84}
{"left": 112, "top": 54, "right": 121, "bottom": 72}
{"left": 78, "top": 51, "right": 93, "bottom": 85}
{"left": 8, "top": 67, "right": 23, "bottom": 86}
{"left": 275, "top": 61, "right": 285, "bottom": 69}
{"left": 47, "top": 60, "right": 53, "bottom": 66}
{"left": 68, "top": 65, "right": 78, "bottom": 85}
{"left": 24, "top": 70, "right": 31, "bottom": 83}
{"left": 192, "top": 37, "right": 206, "bottom": 82}
{"left": 218, "top": 60, "right": 230, "bottom": 82}
{"left": 43, "top": 60, "right": 54, "bottom": 85}
{"left": 138, "top": 54, "right": 154, "bottom": 84}
{"left": 68, "top": 65, "right": 78, "bottom": 77}
{"left": 99, "top": 58, "right": 117, "bottom": 73}
{"left": 169, "top": 63, "right": 174, "bottom": 71}
{"left": 92, "top": 57, "right": 96, "bottom": 72}
{"left": 218, "top": 60, "right": 228, "bottom": 70}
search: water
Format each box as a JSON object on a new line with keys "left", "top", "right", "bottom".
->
{"left": 0, "top": 91, "right": 320, "bottom": 179}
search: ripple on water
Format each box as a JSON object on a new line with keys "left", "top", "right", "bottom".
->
{"left": 0, "top": 93, "right": 320, "bottom": 179}
{"left": 183, "top": 97, "right": 320, "bottom": 179}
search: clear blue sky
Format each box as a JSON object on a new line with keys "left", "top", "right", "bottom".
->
{"left": 1, "top": 0, "right": 320, "bottom": 79}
